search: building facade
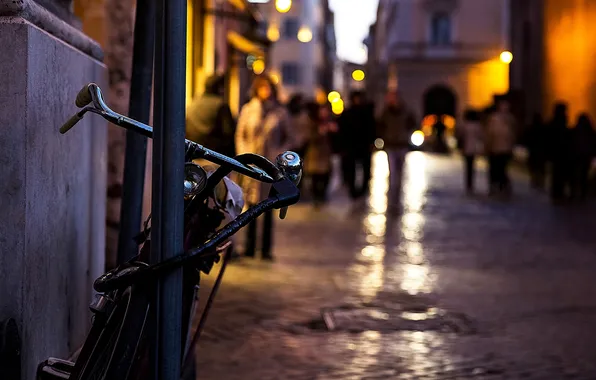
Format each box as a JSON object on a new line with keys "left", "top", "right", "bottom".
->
{"left": 252, "top": 0, "right": 333, "bottom": 101}
{"left": 369, "top": 0, "right": 511, "bottom": 122}
{"left": 511, "top": 0, "right": 596, "bottom": 125}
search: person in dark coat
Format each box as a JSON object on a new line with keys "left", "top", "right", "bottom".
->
{"left": 337, "top": 91, "right": 376, "bottom": 200}
{"left": 570, "top": 113, "right": 596, "bottom": 200}
{"left": 547, "top": 102, "right": 573, "bottom": 202}
{"left": 186, "top": 74, "right": 235, "bottom": 157}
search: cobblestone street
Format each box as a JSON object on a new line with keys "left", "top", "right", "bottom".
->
{"left": 194, "top": 152, "right": 596, "bottom": 379}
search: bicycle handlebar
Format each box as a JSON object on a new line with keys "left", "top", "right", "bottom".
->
{"left": 75, "top": 83, "right": 94, "bottom": 108}
{"left": 59, "top": 83, "right": 297, "bottom": 185}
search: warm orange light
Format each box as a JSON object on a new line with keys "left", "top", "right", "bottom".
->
{"left": 315, "top": 89, "right": 327, "bottom": 104}
{"left": 500, "top": 51, "right": 513, "bottom": 64}
{"left": 267, "top": 24, "right": 280, "bottom": 42}
{"left": 442, "top": 115, "right": 456, "bottom": 129}
{"left": 275, "top": 0, "right": 292, "bottom": 13}
{"left": 270, "top": 72, "right": 280, "bottom": 84}
{"left": 352, "top": 69, "right": 365, "bottom": 81}
{"left": 422, "top": 115, "right": 438, "bottom": 127}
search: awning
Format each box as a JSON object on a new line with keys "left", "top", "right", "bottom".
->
{"left": 227, "top": 31, "right": 266, "bottom": 57}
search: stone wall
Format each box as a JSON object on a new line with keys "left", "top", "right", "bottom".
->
{"left": 0, "top": 1, "right": 107, "bottom": 378}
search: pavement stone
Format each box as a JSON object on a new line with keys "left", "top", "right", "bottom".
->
{"left": 192, "top": 152, "right": 596, "bottom": 379}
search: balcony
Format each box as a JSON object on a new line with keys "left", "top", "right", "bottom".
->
{"left": 388, "top": 42, "right": 503, "bottom": 62}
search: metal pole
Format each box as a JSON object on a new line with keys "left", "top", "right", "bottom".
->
{"left": 152, "top": 0, "right": 186, "bottom": 378}
{"left": 117, "top": 0, "right": 155, "bottom": 264}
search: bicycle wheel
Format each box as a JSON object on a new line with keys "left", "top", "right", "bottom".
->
{"left": 73, "top": 285, "right": 151, "bottom": 380}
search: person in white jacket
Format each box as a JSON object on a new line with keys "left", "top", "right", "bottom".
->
{"left": 485, "top": 99, "right": 516, "bottom": 196}
{"left": 235, "top": 74, "right": 290, "bottom": 260}
{"left": 457, "top": 109, "right": 484, "bottom": 194}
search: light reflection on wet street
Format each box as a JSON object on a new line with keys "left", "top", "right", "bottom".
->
{"left": 196, "top": 152, "right": 596, "bottom": 379}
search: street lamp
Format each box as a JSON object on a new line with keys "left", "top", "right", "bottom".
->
{"left": 500, "top": 51, "right": 513, "bottom": 64}
{"left": 297, "top": 25, "right": 313, "bottom": 43}
{"left": 252, "top": 58, "right": 265, "bottom": 75}
{"left": 352, "top": 69, "right": 365, "bottom": 81}
{"left": 267, "top": 24, "right": 280, "bottom": 42}
{"left": 332, "top": 99, "right": 344, "bottom": 115}
{"left": 275, "top": 0, "right": 292, "bottom": 13}
{"left": 327, "top": 91, "right": 341, "bottom": 103}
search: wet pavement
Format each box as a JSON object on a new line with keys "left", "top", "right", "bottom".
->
{"left": 194, "top": 152, "right": 596, "bottom": 379}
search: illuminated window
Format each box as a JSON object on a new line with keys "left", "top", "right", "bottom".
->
{"left": 282, "top": 18, "right": 300, "bottom": 39}
{"left": 430, "top": 12, "right": 451, "bottom": 45}
{"left": 281, "top": 62, "right": 301, "bottom": 85}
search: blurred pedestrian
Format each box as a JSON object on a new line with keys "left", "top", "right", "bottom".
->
{"left": 570, "top": 113, "right": 596, "bottom": 200}
{"left": 432, "top": 116, "right": 449, "bottom": 154}
{"left": 485, "top": 99, "right": 516, "bottom": 196}
{"left": 525, "top": 113, "right": 548, "bottom": 190}
{"left": 547, "top": 102, "right": 572, "bottom": 203}
{"left": 457, "top": 109, "right": 484, "bottom": 194}
{"left": 235, "top": 75, "right": 290, "bottom": 260}
{"left": 186, "top": 73, "right": 235, "bottom": 157}
{"left": 304, "top": 101, "right": 337, "bottom": 208}
{"left": 337, "top": 90, "right": 376, "bottom": 200}
{"left": 286, "top": 93, "right": 310, "bottom": 190}
{"left": 376, "top": 90, "right": 417, "bottom": 208}
{"left": 286, "top": 93, "right": 310, "bottom": 158}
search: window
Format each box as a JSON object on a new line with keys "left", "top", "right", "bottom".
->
{"left": 281, "top": 62, "right": 301, "bottom": 85}
{"left": 430, "top": 12, "right": 451, "bottom": 45}
{"left": 282, "top": 18, "right": 300, "bottom": 39}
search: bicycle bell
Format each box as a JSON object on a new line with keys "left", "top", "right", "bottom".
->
{"left": 184, "top": 162, "right": 208, "bottom": 200}
{"left": 276, "top": 151, "right": 302, "bottom": 185}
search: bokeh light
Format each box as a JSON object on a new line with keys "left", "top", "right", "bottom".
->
{"left": 500, "top": 50, "right": 513, "bottom": 64}
{"left": 352, "top": 69, "right": 365, "bottom": 81}
{"left": 297, "top": 26, "right": 313, "bottom": 43}
{"left": 332, "top": 99, "right": 344, "bottom": 115}
{"left": 252, "top": 58, "right": 265, "bottom": 75}
{"left": 275, "top": 0, "right": 292, "bottom": 13}
{"left": 327, "top": 91, "right": 341, "bottom": 103}
{"left": 267, "top": 24, "right": 280, "bottom": 42}
{"left": 410, "top": 130, "right": 425, "bottom": 147}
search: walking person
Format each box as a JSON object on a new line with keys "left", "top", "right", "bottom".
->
{"left": 186, "top": 73, "right": 235, "bottom": 157}
{"left": 547, "top": 102, "right": 573, "bottom": 203}
{"left": 570, "top": 113, "right": 596, "bottom": 200}
{"left": 304, "top": 101, "right": 337, "bottom": 208}
{"left": 286, "top": 94, "right": 310, "bottom": 191}
{"left": 485, "top": 99, "right": 516, "bottom": 196}
{"left": 376, "top": 90, "right": 417, "bottom": 209}
{"left": 525, "top": 113, "right": 548, "bottom": 190}
{"left": 457, "top": 109, "right": 484, "bottom": 194}
{"left": 235, "top": 75, "right": 290, "bottom": 260}
{"left": 337, "top": 90, "right": 377, "bottom": 200}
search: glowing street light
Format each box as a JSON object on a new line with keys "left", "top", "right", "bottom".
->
{"left": 500, "top": 50, "right": 513, "bottom": 64}
{"left": 352, "top": 69, "right": 365, "bottom": 81}
{"left": 332, "top": 99, "right": 344, "bottom": 115}
{"left": 275, "top": 0, "right": 292, "bottom": 13}
{"left": 267, "top": 24, "right": 280, "bottom": 42}
{"left": 410, "top": 130, "right": 425, "bottom": 147}
{"left": 327, "top": 91, "right": 340, "bottom": 103}
{"left": 297, "top": 26, "right": 313, "bottom": 43}
{"left": 252, "top": 58, "right": 265, "bottom": 75}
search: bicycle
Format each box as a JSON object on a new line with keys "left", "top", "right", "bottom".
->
{"left": 36, "top": 83, "right": 302, "bottom": 380}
